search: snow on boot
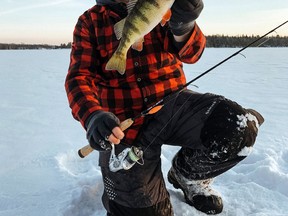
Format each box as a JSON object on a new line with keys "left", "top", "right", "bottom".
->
{"left": 168, "top": 168, "right": 223, "bottom": 215}
{"left": 246, "top": 108, "right": 264, "bottom": 126}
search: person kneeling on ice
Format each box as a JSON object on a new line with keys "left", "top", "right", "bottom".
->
{"left": 65, "top": 0, "right": 264, "bottom": 215}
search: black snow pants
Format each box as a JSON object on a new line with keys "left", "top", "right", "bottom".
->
{"left": 99, "top": 90, "right": 263, "bottom": 216}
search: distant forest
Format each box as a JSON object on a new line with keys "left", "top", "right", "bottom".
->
{"left": 205, "top": 35, "right": 288, "bottom": 47}
{"left": 0, "top": 42, "right": 72, "bottom": 50}
{"left": 0, "top": 35, "right": 287, "bottom": 50}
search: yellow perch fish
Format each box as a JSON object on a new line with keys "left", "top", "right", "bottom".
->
{"left": 105, "top": 0, "right": 175, "bottom": 75}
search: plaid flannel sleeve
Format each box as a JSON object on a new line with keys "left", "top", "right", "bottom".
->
{"left": 177, "top": 23, "right": 206, "bottom": 63}
{"left": 65, "top": 13, "right": 102, "bottom": 128}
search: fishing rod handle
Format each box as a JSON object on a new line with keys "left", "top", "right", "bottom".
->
{"left": 78, "top": 118, "right": 134, "bottom": 158}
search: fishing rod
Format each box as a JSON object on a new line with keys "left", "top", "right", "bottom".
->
{"left": 78, "top": 20, "right": 288, "bottom": 159}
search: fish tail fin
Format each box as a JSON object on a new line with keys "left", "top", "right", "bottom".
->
{"left": 105, "top": 52, "right": 127, "bottom": 75}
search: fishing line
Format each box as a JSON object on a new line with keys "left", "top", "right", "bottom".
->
{"left": 142, "top": 91, "right": 194, "bottom": 153}
{"left": 255, "top": 31, "right": 277, "bottom": 48}
{"left": 142, "top": 20, "right": 288, "bottom": 114}
{"left": 128, "top": 21, "right": 288, "bottom": 127}
{"left": 176, "top": 20, "right": 288, "bottom": 94}
{"left": 140, "top": 20, "right": 288, "bottom": 152}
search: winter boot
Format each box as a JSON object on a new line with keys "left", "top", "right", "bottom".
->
{"left": 168, "top": 168, "right": 223, "bottom": 214}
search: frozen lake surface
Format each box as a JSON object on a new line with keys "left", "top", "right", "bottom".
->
{"left": 0, "top": 48, "right": 288, "bottom": 216}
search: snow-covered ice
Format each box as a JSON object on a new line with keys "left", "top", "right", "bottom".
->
{"left": 0, "top": 48, "right": 288, "bottom": 216}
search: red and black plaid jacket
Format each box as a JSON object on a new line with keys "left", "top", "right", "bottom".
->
{"left": 65, "top": 4, "right": 206, "bottom": 145}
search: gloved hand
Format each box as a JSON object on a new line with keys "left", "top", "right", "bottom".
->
{"left": 169, "top": 0, "right": 204, "bottom": 36}
{"left": 85, "top": 110, "right": 123, "bottom": 151}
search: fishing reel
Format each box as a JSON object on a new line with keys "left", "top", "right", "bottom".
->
{"left": 109, "top": 144, "right": 144, "bottom": 172}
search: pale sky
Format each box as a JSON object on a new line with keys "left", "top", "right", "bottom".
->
{"left": 1, "top": 0, "right": 288, "bottom": 45}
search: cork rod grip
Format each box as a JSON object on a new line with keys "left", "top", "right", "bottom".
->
{"left": 78, "top": 118, "right": 134, "bottom": 158}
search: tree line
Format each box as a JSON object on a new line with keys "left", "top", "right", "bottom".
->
{"left": 0, "top": 42, "right": 72, "bottom": 50}
{"left": 206, "top": 35, "right": 288, "bottom": 47}
{"left": 0, "top": 35, "right": 287, "bottom": 50}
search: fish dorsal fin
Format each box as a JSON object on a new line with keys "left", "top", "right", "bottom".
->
{"left": 126, "top": 0, "right": 137, "bottom": 14}
{"left": 114, "top": 18, "right": 126, "bottom": 40}
{"left": 160, "top": 9, "right": 172, "bottom": 26}
{"left": 114, "top": 0, "right": 137, "bottom": 40}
